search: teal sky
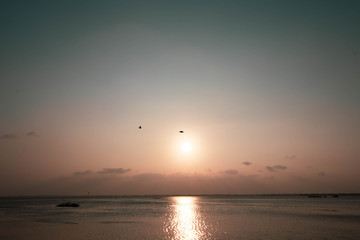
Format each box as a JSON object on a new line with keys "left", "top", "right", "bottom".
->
{"left": 1, "top": 1, "right": 360, "bottom": 195}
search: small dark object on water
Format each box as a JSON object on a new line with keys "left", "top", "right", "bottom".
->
{"left": 56, "top": 202, "right": 80, "bottom": 207}
{"left": 308, "top": 195, "right": 322, "bottom": 198}
{"left": 138, "top": 126, "right": 141, "bottom": 129}
{"left": 179, "top": 131, "right": 183, "bottom": 133}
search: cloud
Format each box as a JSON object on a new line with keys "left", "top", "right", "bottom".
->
{"left": 266, "top": 165, "right": 287, "bottom": 172}
{"left": 223, "top": 169, "right": 239, "bottom": 175}
{"left": 12, "top": 168, "right": 358, "bottom": 196}
{"left": 98, "top": 168, "right": 131, "bottom": 174}
{"left": 286, "top": 155, "right": 296, "bottom": 160}
{"left": 1, "top": 134, "right": 17, "bottom": 139}
{"left": 26, "top": 171, "right": 272, "bottom": 196}
{"left": 242, "top": 161, "right": 251, "bottom": 166}
{"left": 1, "top": 132, "right": 39, "bottom": 139}
{"left": 26, "top": 131, "right": 39, "bottom": 137}
{"left": 74, "top": 168, "right": 131, "bottom": 176}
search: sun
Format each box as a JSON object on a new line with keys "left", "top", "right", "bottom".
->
{"left": 181, "top": 142, "right": 192, "bottom": 153}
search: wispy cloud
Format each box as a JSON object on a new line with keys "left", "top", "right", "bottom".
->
{"left": 26, "top": 131, "right": 39, "bottom": 137}
{"left": 0, "top": 134, "right": 17, "bottom": 139}
{"left": 266, "top": 165, "right": 287, "bottom": 172}
{"left": 98, "top": 168, "right": 131, "bottom": 174}
{"left": 242, "top": 161, "right": 251, "bottom": 166}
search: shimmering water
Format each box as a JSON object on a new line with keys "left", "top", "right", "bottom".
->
{"left": 0, "top": 195, "right": 359, "bottom": 240}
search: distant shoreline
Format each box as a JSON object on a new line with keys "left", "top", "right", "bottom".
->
{"left": 1, "top": 193, "right": 359, "bottom": 198}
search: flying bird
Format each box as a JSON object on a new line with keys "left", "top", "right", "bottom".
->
{"left": 179, "top": 131, "right": 184, "bottom": 133}
{"left": 138, "top": 126, "right": 142, "bottom": 129}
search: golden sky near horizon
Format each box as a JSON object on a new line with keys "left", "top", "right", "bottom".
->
{"left": 1, "top": 1, "right": 360, "bottom": 195}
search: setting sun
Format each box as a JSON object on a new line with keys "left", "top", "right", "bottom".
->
{"left": 181, "top": 142, "right": 192, "bottom": 153}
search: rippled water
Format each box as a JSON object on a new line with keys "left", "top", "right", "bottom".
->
{"left": 0, "top": 195, "right": 359, "bottom": 240}
{"left": 164, "top": 197, "right": 212, "bottom": 240}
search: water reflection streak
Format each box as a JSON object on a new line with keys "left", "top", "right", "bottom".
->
{"left": 165, "top": 196, "right": 208, "bottom": 240}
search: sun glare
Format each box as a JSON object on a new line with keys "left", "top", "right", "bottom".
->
{"left": 181, "top": 142, "right": 192, "bottom": 152}
{"left": 165, "top": 197, "right": 206, "bottom": 239}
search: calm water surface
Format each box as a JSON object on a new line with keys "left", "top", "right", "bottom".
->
{"left": 0, "top": 195, "right": 359, "bottom": 240}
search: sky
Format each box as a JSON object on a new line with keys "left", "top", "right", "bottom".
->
{"left": 1, "top": 0, "right": 359, "bottom": 195}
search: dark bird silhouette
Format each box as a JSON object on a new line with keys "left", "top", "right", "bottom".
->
{"left": 138, "top": 126, "right": 142, "bottom": 129}
{"left": 179, "top": 131, "right": 184, "bottom": 133}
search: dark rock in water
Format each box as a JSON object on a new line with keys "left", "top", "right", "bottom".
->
{"left": 56, "top": 202, "right": 79, "bottom": 207}
{"left": 332, "top": 194, "right": 339, "bottom": 198}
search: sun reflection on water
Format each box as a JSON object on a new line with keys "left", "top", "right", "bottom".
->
{"left": 165, "top": 196, "right": 209, "bottom": 240}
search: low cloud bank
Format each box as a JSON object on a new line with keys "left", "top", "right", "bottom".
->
{"left": 74, "top": 168, "right": 131, "bottom": 176}
{"left": 4, "top": 168, "right": 358, "bottom": 196}
{"left": 25, "top": 170, "right": 271, "bottom": 196}
{"left": 223, "top": 169, "right": 239, "bottom": 175}
{"left": 266, "top": 165, "right": 287, "bottom": 172}
{"left": 99, "top": 168, "right": 131, "bottom": 174}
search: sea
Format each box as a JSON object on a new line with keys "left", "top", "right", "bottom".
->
{"left": 0, "top": 194, "right": 359, "bottom": 240}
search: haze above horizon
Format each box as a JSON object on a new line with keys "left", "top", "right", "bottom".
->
{"left": 1, "top": 0, "right": 359, "bottom": 196}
